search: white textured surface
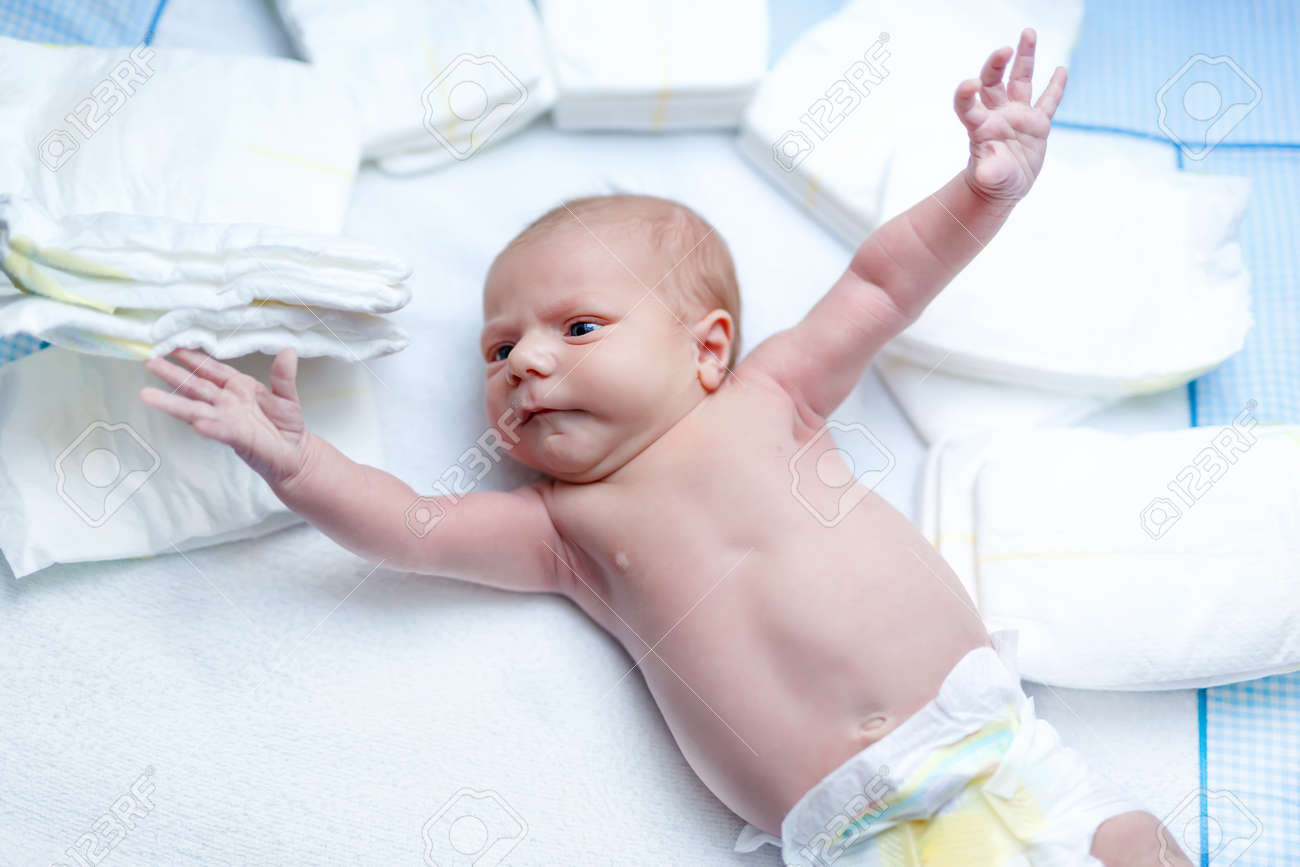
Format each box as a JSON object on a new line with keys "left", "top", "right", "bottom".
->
{"left": 0, "top": 1, "right": 1203, "bottom": 864}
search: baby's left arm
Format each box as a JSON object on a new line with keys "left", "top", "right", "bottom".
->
{"left": 747, "top": 29, "right": 1066, "bottom": 421}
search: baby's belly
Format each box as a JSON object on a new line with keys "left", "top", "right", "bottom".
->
{"left": 601, "top": 496, "right": 989, "bottom": 835}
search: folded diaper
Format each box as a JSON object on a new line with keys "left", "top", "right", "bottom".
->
{"left": 0, "top": 196, "right": 411, "bottom": 360}
{"left": 877, "top": 354, "right": 1113, "bottom": 445}
{"left": 0, "top": 36, "right": 361, "bottom": 234}
{"left": 0, "top": 347, "right": 385, "bottom": 578}
{"left": 921, "top": 423, "right": 1300, "bottom": 690}
{"left": 273, "top": 0, "right": 554, "bottom": 172}
{"left": 879, "top": 130, "right": 1254, "bottom": 398}
{"left": 740, "top": 0, "right": 1083, "bottom": 242}
{"left": 735, "top": 633, "right": 1142, "bottom": 866}
{"left": 538, "top": 0, "right": 768, "bottom": 131}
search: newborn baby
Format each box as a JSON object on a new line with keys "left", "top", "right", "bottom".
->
{"left": 142, "top": 31, "right": 1190, "bottom": 866}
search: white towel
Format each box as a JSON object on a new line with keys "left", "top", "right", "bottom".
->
{"left": 921, "top": 423, "right": 1300, "bottom": 690}
{"left": 539, "top": 0, "right": 769, "bottom": 131}
{"left": 740, "top": 0, "right": 1083, "bottom": 243}
{"left": 0, "top": 36, "right": 360, "bottom": 235}
{"left": 273, "top": 0, "right": 554, "bottom": 172}
{"left": 879, "top": 129, "right": 1254, "bottom": 397}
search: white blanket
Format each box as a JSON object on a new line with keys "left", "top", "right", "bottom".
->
{"left": 922, "top": 422, "right": 1300, "bottom": 691}
{"left": 539, "top": 0, "right": 769, "bottom": 131}
{"left": 272, "top": 0, "right": 555, "bottom": 173}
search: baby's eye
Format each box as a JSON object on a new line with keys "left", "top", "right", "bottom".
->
{"left": 491, "top": 344, "right": 513, "bottom": 362}
{"left": 568, "top": 321, "right": 601, "bottom": 338}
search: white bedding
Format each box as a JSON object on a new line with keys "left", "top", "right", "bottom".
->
{"left": 0, "top": 2, "right": 1204, "bottom": 863}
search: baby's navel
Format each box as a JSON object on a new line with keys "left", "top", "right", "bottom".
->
{"left": 857, "top": 714, "right": 891, "bottom": 745}
{"left": 613, "top": 551, "right": 631, "bottom": 572}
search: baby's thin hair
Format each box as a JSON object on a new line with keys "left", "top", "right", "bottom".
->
{"left": 500, "top": 194, "right": 742, "bottom": 368}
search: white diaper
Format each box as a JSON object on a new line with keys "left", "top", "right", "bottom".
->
{"left": 734, "top": 633, "right": 1142, "bottom": 866}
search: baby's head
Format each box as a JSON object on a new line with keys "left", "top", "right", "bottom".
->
{"left": 482, "top": 194, "right": 741, "bottom": 483}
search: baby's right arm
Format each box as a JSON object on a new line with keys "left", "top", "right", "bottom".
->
{"left": 140, "top": 348, "right": 566, "bottom": 594}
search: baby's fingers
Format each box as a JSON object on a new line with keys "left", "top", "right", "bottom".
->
{"left": 954, "top": 79, "right": 988, "bottom": 131}
{"left": 1034, "top": 65, "right": 1068, "bottom": 119}
{"left": 168, "top": 347, "right": 239, "bottom": 388}
{"left": 1006, "top": 28, "right": 1036, "bottom": 104}
{"left": 144, "top": 354, "right": 222, "bottom": 403}
{"left": 979, "top": 45, "right": 1013, "bottom": 108}
{"left": 139, "top": 385, "right": 216, "bottom": 426}
{"left": 268, "top": 348, "right": 300, "bottom": 405}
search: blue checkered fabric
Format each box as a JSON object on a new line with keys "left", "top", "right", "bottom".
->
{"left": 0, "top": 0, "right": 166, "bottom": 368}
{"left": 1055, "top": 2, "right": 1300, "bottom": 864}
{"left": 0, "top": 0, "right": 164, "bottom": 45}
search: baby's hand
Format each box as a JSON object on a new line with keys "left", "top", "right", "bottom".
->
{"left": 140, "top": 347, "right": 310, "bottom": 486}
{"left": 954, "top": 28, "right": 1067, "bottom": 203}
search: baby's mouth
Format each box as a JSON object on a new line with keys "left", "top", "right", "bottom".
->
{"left": 521, "top": 408, "right": 559, "bottom": 426}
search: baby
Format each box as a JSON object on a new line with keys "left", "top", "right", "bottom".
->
{"left": 142, "top": 31, "right": 1190, "bottom": 867}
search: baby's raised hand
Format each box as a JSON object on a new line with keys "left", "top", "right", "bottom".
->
{"left": 140, "top": 347, "right": 310, "bottom": 486}
{"left": 954, "top": 28, "right": 1067, "bottom": 203}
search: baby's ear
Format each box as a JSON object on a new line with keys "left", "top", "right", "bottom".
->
{"left": 692, "top": 310, "right": 734, "bottom": 392}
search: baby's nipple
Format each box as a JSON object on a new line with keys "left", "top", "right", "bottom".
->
{"left": 614, "top": 551, "right": 630, "bottom": 572}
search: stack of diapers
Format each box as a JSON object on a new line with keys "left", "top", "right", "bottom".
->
{"left": 740, "top": 0, "right": 1083, "bottom": 243}
{"left": 538, "top": 0, "right": 769, "bottom": 131}
{"left": 0, "top": 37, "right": 390, "bottom": 575}
{"left": 920, "top": 422, "right": 1300, "bottom": 691}
{"left": 0, "top": 36, "right": 361, "bottom": 235}
{"left": 0, "top": 197, "right": 411, "bottom": 361}
{"left": 875, "top": 131, "right": 1253, "bottom": 442}
{"left": 272, "top": 0, "right": 554, "bottom": 174}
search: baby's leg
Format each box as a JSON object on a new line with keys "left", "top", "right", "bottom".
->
{"left": 1090, "top": 810, "right": 1192, "bottom": 867}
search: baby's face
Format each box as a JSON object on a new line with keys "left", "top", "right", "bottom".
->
{"left": 481, "top": 223, "right": 708, "bottom": 483}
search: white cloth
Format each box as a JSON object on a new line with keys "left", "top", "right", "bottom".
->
{"left": 740, "top": 0, "right": 1083, "bottom": 243}
{"left": 735, "top": 633, "right": 1142, "bottom": 866}
{"left": 539, "top": 0, "right": 768, "bottom": 131}
{"left": 0, "top": 347, "right": 384, "bottom": 578}
{"left": 879, "top": 130, "right": 1254, "bottom": 398}
{"left": 0, "top": 36, "right": 360, "bottom": 234}
{"left": 0, "top": 196, "right": 411, "bottom": 360}
{"left": 272, "top": 0, "right": 554, "bottom": 172}
{"left": 922, "top": 423, "right": 1300, "bottom": 690}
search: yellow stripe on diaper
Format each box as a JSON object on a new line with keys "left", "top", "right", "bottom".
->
{"left": 10, "top": 235, "right": 133, "bottom": 280}
{"left": 240, "top": 145, "right": 354, "bottom": 178}
{"left": 3, "top": 248, "right": 117, "bottom": 314}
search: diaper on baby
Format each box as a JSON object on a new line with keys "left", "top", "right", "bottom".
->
{"left": 734, "top": 633, "right": 1141, "bottom": 866}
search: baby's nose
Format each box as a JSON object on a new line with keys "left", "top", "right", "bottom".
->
{"left": 506, "top": 333, "right": 557, "bottom": 380}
